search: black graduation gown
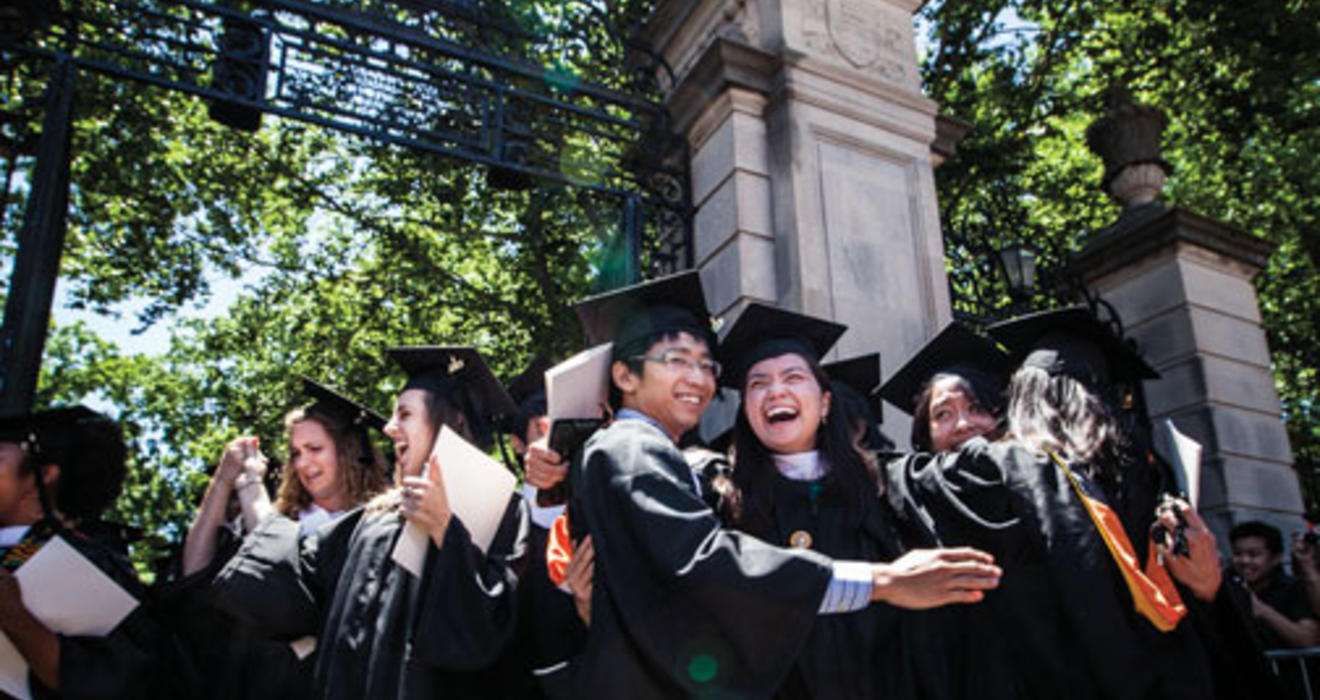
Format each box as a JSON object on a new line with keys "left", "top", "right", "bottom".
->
{"left": 566, "top": 419, "right": 835, "bottom": 699}
{"left": 152, "top": 526, "right": 312, "bottom": 700}
{"left": 737, "top": 472, "right": 919, "bottom": 699}
{"left": 211, "top": 495, "right": 527, "bottom": 700}
{"left": 886, "top": 438, "right": 1221, "bottom": 700}
{"left": 512, "top": 520, "right": 585, "bottom": 700}
{"left": 13, "top": 526, "right": 162, "bottom": 700}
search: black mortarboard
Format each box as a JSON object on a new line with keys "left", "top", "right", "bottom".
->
{"left": 387, "top": 346, "right": 518, "bottom": 448}
{"left": 823, "top": 353, "right": 884, "bottom": 417}
{"left": 302, "top": 377, "right": 387, "bottom": 433}
{"left": 505, "top": 354, "right": 552, "bottom": 408}
{"left": 879, "top": 322, "right": 1012, "bottom": 415}
{"left": 501, "top": 354, "right": 552, "bottom": 438}
{"left": 572, "top": 270, "right": 713, "bottom": 356}
{"left": 717, "top": 303, "right": 846, "bottom": 388}
{"left": 986, "top": 307, "right": 1160, "bottom": 388}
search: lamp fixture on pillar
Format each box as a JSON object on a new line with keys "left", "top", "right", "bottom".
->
{"left": 997, "top": 243, "right": 1037, "bottom": 299}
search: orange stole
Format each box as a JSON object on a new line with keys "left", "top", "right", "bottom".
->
{"left": 1048, "top": 451, "right": 1187, "bottom": 632}
{"left": 546, "top": 510, "right": 573, "bottom": 588}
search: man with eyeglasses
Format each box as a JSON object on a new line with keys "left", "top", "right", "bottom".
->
{"left": 557, "top": 271, "right": 1001, "bottom": 698}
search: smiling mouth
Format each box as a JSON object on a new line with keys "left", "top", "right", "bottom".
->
{"left": 676, "top": 394, "right": 702, "bottom": 406}
{"left": 765, "top": 407, "right": 798, "bottom": 424}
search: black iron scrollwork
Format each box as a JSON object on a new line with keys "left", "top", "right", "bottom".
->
{"left": 2, "top": 0, "right": 692, "bottom": 284}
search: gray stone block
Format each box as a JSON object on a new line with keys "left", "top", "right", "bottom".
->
{"left": 693, "top": 170, "right": 773, "bottom": 264}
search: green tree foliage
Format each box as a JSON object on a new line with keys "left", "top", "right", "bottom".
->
{"left": 920, "top": 0, "right": 1320, "bottom": 510}
{"left": 4, "top": 0, "right": 663, "bottom": 573}
{"left": 7, "top": 0, "right": 1316, "bottom": 574}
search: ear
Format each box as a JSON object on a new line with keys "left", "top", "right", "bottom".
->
{"left": 820, "top": 390, "right": 832, "bottom": 421}
{"left": 611, "top": 360, "right": 639, "bottom": 396}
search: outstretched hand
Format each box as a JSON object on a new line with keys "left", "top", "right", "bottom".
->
{"left": 871, "top": 547, "right": 1001, "bottom": 609}
{"left": 401, "top": 454, "right": 454, "bottom": 547}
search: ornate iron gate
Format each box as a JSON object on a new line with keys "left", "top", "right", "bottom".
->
{"left": 0, "top": 0, "right": 692, "bottom": 411}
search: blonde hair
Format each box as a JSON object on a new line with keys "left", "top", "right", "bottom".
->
{"left": 274, "top": 407, "right": 387, "bottom": 517}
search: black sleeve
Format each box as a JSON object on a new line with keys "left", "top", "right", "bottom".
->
{"left": 408, "top": 493, "right": 527, "bottom": 670}
{"left": 575, "top": 422, "right": 835, "bottom": 696}
{"left": 27, "top": 540, "right": 160, "bottom": 700}
{"left": 209, "top": 514, "right": 325, "bottom": 640}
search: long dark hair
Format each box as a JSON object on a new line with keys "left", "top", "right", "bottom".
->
{"left": 910, "top": 367, "right": 1006, "bottom": 451}
{"left": 725, "top": 354, "right": 879, "bottom": 537}
{"left": 1005, "top": 365, "right": 1128, "bottom": 472}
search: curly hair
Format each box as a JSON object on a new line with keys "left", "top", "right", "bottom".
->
{"left": 1005, "top": 365, "right": 1127, "bottom": 469}
{"left": 21, "top": 411, "right": 128, "bottom": 525}
{"left": 274, "top": 407, "right": 387, "bottom": 517}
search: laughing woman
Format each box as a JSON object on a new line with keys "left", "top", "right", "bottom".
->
{"left": 717, "top": 304, "right": 988, "bottom": 699}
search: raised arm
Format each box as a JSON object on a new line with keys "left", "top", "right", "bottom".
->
{"left": 181, "top": 437, "right": 251, "bottom": 576}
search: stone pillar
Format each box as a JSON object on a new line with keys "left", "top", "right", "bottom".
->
{"left": 644, "top": 0, "right": 951, "bottom": 433}
{"left": 1076, "top": 88, "right": 1301, "bottom": 541}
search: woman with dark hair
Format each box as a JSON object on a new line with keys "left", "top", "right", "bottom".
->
{"left": 879, "top": 322, "right": 1010, "bottom": 453}
{"left": 209, "top": 346, "right": 527, "bottom": 700}
{"left": 718, "top": 303, "right": 994, "bottom": 699}
{"left": 888, "top": 307, "right": 1267, "bottom": 699}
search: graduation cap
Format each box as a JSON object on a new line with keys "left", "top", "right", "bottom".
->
{"left": 879, "top": 322, "right": 1012, "bottom": 415}
{"left": 505, "top": 354, "right": 552, "bottom": 408}
{"left": 823, "top": 353, "right": 883, "bottom": 412}
{"left": 301, "top": 377, "right": 387, "bottom": 433}
{"left": 501, "top": 354, "right": 552, "bottom": 439}
{"left": 986, "top": 306, "right": 1159, "bottom": 389}
{"left": 573, "top": 270, "right": 714, "bottom": 356}
{"left": 387, "top": 346, "right": 518, "bottom": 449}
{"left": 717, "top": 302, "right": 846, "bottom": 388}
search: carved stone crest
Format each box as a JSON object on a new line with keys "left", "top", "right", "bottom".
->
{"left": 824, "top": 0, "right": 907, "bottom": 80}
{"left": 826, "top": 0, "right": 882, "bottom": 68}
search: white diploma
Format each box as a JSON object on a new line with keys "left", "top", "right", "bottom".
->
{"left": 1154, "top": 418, "right": 1204, "bottom": 510}
{"left": 545, "top": 342, "right": 613, "bottom": 422}
{"left": 391, "top": 426, "right": 518, "bottom": 577}
{"left": 0, "top": 535, "right": 139, "bottom": 700}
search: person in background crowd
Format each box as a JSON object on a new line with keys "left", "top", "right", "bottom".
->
{"left": 0, "top": 406, "right": 160, "bottom": 699}
{"left": 822, "top": 353, "right": 896, "bottom": 453}
{"left": 1231, "top": 520, "right": 1319, "bottom": 649}
{"left": 209, "top": 346, "right": 528, "bottom": 700}
{"left": 1289, "top": 527, "right": 1320, "bottom": 630}
{"left": 163, "top": 378, "right": 388, "bottom": 700}
{"left": 564, "top": 271, "right": 1001, "bottom": 698}
{"left": 879, "top": 321, "right": 1011, "bottom": 453}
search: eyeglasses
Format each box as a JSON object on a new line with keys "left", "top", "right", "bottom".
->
{"left": 632, "top": 351, "right": 722, "bottom": 379}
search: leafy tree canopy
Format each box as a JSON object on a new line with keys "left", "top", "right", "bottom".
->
{"left": 921, "top": 0, "right": 1319, "bottom": 510}
{"left": 2, "top": 0, "right": 1316, "bottom": 573}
